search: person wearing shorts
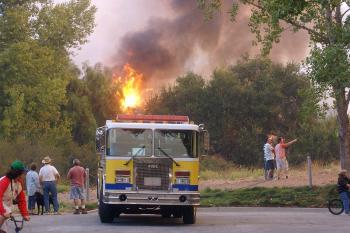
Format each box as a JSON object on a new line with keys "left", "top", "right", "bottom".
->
{"left": 67, "top": 159, "right": 87, "bottom": 214}
{"left": 275, "top": 137, "right": 297, "bottom": 179}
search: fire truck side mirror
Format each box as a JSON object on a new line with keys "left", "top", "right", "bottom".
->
{"left": 200, "top": 129, "right": 209, "bottom": 157}
{"left": 203, "top": 131, "right": 210, "bottom": 156}
{"left": 96, "top": 127, "right": 106, "bottom": 153}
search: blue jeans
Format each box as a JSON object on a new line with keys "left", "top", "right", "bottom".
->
{"left": 28, "top": 195, "right": 36, "bottom": 210}
{"left": 339, "top": 191, "right": 350, "bottom": 214}
{"left": 43, "top": 181, "right": 59, "bottom": 212}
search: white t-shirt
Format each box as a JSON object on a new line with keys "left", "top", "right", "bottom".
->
{"left": 263, "top": 143, "right": 274, "bottom": 160}
{"left": 39, "top": 164, "right": 59, "bottom": 182}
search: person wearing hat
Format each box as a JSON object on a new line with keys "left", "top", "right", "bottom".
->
{"left": 337, "top": 169, "right": 350, "bottom": 215}
{"left": 0, "top": 160, "right": 30, "bottom": 233}
{"left": 39, "top": 156, "right": 60, "bottom": 215}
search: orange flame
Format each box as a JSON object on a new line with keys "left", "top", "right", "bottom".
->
{"left": 116, "top": 64, "right": 143, "bottom": 112}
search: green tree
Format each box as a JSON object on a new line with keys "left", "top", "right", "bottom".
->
{"left": 83, "top": 64, "right": 121, "bottom": 127}
{"left": 199, "top": 0, "right": 350, "bottom": 169}
{"left": 146, "top": 58, "right": 323, "bottom": 166}
{"left": 146, "top": 73, "right": 206, "bottom": 121}
{"left": 0, "top": 0, "right": 96, "bottom": 142}
{"left": 66, "top": 75, "right": 97, "bottom": 145}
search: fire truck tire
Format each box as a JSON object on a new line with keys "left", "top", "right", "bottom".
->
{"left": 183, "top": 206, "right": 196, "bottom": 224}
{"left": 99, "top": 201, "right": 115, "bottom": 223}
{"left": 98, "top": 189, "right": 115, "bottom": 223}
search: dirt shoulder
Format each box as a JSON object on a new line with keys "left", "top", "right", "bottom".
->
{"left": 200, "top": 166, "right": 338, "bottom": 190}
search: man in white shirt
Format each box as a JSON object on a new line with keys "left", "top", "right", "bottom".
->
{"left": 263, "top": 136, "right": 275, "bottom": 180}
{"left": 39, "top": 156, "right": 60, "bottom": 215}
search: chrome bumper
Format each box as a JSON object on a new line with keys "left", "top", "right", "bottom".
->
{"left": 102, "top": 190, "right": 200, "bottom": 206}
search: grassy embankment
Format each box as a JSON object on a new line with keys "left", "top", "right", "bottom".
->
{"left": 200, "top": 155, "right": 339, "bottom": 207}
{"left": 56, "top": 185, "right": 338, "bottom": 211}
{"left": 201, "top": 185, "right": 338, "bottom": 207}
{"left": 56, "top": 156, "right": 339, "bottom": 212}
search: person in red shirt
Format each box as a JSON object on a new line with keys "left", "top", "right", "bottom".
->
{"left": 274, "top": 137, "right": 297, "bottom": 179}
{"left": 67, "top": 159, "right": 87, "bottom": 214}
{"left": 0, "top": 161, "right": 30, "bottom": 233}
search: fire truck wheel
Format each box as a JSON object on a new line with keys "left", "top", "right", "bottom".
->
{"left": 98, "top": 190, "right": 115, "bottom": 223}
{"left": 182, "top": 206, "right": 196, "bottom": 224}
{"left": 99, "top": 201, "right": 116, "bottom": 223}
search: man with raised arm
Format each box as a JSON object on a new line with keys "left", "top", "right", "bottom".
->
{"left": 275, "top": 137, "right": 297, "bottom": 180}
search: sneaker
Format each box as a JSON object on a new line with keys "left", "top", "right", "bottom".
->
{"left": 81, "top": 209, "right": 88, "bottom": 214}
{"left": 44, "top": 211, "right": 51, "bottom": 215}
{"left": 53, "top": 212, "right": 61, "bottom": 215}
{"left": 74, "top": 209, "right": 80, "bottom": 215}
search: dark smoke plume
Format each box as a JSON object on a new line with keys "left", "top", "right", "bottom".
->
{"left": 113, "top": 0, "right": 308, "bottom": 86}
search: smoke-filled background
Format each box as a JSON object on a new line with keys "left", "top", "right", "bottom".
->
{"left": 72, "top": 0, "right": 309, "bottom": 88}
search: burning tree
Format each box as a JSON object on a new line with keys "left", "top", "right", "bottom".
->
{"left": 115, "top": 64, "right": 144, "bottom": 113}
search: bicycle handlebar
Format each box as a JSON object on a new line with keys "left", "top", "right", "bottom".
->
{"left": 9, "top": 215, "right": 24, "bottom": 232}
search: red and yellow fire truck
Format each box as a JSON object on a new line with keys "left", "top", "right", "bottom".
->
{"left": 96, "top": 114, "right": 209, "bottom": 224}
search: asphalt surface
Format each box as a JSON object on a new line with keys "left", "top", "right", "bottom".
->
{"left": 10, "top": 207, "right": 350, "bottom": 233}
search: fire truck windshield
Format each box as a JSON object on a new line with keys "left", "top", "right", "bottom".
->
{"left": 107, "top": 128, "right": 152, "bottom": 156}
{"left": 106, "top": 128, "right": 198, "bottom": 158}
{"left": 155, "top": 130, "right": 197, "bottom": 158}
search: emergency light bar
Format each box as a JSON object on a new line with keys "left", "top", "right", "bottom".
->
{"left": 116, "top": 114, "right": 190, "bottom": 124}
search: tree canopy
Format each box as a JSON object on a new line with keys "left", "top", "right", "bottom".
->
{"left": 146, "top": 58, "right": 337, "bottom": 166}
{"left": 0, "top": 0, "right": 96, "bottom": 141}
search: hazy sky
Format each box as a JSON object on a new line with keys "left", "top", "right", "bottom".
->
{"left": 67, "top": 0, "right": 310, "bottom": 87}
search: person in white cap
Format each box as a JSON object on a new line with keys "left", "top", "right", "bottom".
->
{"left": 39, "top": 156, "right": 60, "bottom": 215}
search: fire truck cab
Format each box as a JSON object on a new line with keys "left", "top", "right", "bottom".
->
{"left": 95, "top": 114, "right": 209, "bottom": 224}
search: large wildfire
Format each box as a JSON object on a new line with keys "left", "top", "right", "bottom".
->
{"left": 115, "top": 64, "right": 143, "bottom": 113}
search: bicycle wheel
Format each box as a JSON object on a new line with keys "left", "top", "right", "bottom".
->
{"left": 328, "top": 199, "right": 344, "bottom": 215}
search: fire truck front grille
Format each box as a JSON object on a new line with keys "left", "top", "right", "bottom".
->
{"left": 134, "top": 158, "right": 172, "bottom": 191}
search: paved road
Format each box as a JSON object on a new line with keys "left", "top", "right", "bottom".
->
{"left": 12, "top": 207, "right": 349, "bottom": 233}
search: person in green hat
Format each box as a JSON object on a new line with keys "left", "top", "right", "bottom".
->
{"left": 0, "top": 160, "right": 30, "bottom": 233}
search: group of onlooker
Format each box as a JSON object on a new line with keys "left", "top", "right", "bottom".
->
{"left": 0, "top": 156, "right": 88, "bottom": 233}
{"left": 263, "top": 134, "right": 350, "bottom": 217}
{"left": 263, "top": 134, "right": 297, "bottom": 180}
